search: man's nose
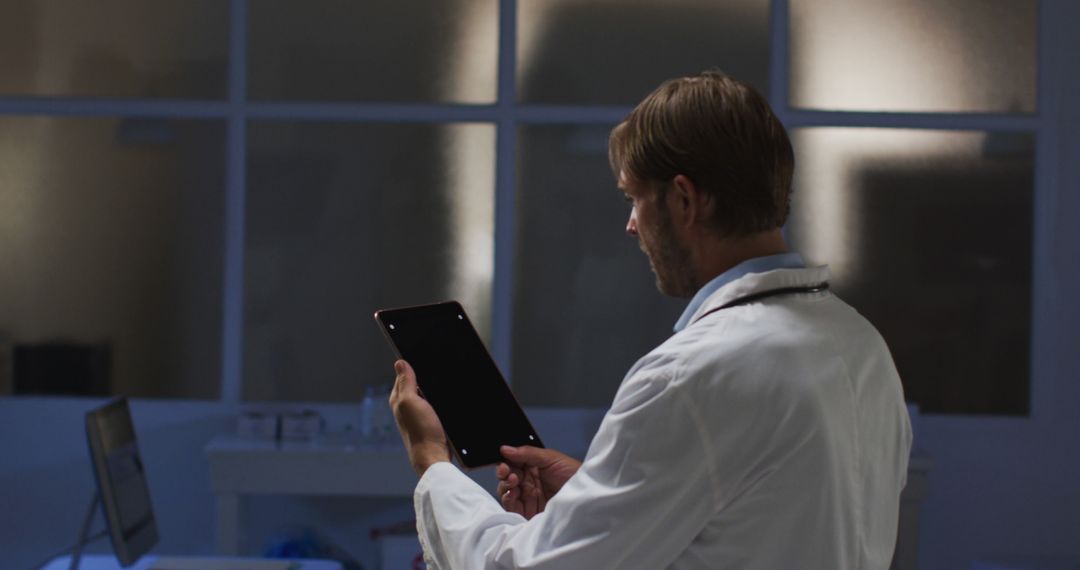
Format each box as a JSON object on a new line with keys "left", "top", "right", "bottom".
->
{"left": 626, "top": 209, "right": 638, "bottom": 236}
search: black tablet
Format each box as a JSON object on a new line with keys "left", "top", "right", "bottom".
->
{"left": 374, "top": 301, "right": 542, "bottom": 469}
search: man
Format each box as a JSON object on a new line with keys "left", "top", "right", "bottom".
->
{"left": 390, "top": 70, "right": 912, "bottom": 569}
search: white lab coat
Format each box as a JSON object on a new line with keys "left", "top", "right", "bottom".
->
{"left": 414, "top": 266, "right": 912, "bottom": 569}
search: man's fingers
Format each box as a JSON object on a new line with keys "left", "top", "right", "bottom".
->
{"left": 496, "top": 462, "right": 522, "bottom": 484}
{"left": 498, "top": 468, "right": 531, "bottom": 517}
{"left": 500, "top": 445, "right": 554, "bottom": 467}
{"left": 520, "top": 466, "right": 543, "bottom": 519}
{"left": 522, "top": 483, "right": 538, "bottom": 519}
{"left": 393, "top": 360, "right": 415, "bottom": 391}
{"left": 521, "top": 468, "right": 539, "bottom": 498}
{"left": 501, "top": 486, "right": 522, "bottom": 514}
{"left": 496, "top": 472, "right": 519, "bottom": 495}
{"left": 500, "top": 445, "right": 527, "bottom": 463}
{"left": 390, "top": 360, "right": 409, "bottom": 403}
{"left": 500, "top": 469, "right": 543, "bottom": 519}
{"left": 496, "top": 463, "right": 524, "bottom": 485}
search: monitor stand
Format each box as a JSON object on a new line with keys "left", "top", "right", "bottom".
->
{"left": 69, "top": 492, "right": 100, "bottom": 570}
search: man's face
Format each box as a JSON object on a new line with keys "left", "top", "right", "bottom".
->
{"left": 619, "top": 171, "right": 696, "bottom": 297}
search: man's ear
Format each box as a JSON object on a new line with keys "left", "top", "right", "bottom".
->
{"left": 671, "top": 174, "right": 707, "bottom": 227}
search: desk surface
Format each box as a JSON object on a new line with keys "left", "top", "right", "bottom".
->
{"left": 44, "top": 554, "right": 342, "bottom": 570}
{"left": 206, "top": 434, "right": 419, "bottom": 496}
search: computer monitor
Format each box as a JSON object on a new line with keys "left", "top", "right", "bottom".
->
{"left": 85, "top": 397, "right": 159, "bottom": 566}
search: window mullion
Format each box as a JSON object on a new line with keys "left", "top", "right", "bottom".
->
{"left": 220, "top": 0, "right": 249, "bottom": 403}
{"left": 769, "top": 0, "right": 792, "bottom": 124}
{"left": 491, "top": 0, "right": 519, "bottom": 381}
{"left": 784, "top": 109, "right": 1041, "bottom": 132}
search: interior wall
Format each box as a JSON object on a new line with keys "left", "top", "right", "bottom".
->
{"left": 912, "top": 0, "right": 1080, "bottom": 566}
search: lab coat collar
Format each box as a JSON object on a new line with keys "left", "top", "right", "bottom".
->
{"left": 685, "top": 265, "right": 832, "bottom": 328}
{"left": 674, "top": 253, "right": 806, "bottom": 332}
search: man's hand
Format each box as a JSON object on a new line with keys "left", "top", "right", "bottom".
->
{"left": 496, "top": 446, "right": 582, "bottom": 519}
{"left": 389, "top": 360, "right": 451, "bottom": 477}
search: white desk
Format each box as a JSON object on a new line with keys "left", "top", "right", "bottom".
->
{"left": 893, "top": 453, "right": 933, "bottom": 570}
{"left": 207, "top": 434, "right": 931, "bottom": 569}
{"left": 205, "top": 434, "right": 421, "bottom": 555}
{"left": 43, "top": 554, "right": 342, "bottom": 570}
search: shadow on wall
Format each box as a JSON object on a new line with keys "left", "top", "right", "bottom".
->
{"left": 0, "top": 0, "right": 226, "bottom": 401}
{"left": 518, "top": 1, "right": 769, "bottom": 104}
{"left": 843, "top": 152, "right": 1033, "bottom": 415}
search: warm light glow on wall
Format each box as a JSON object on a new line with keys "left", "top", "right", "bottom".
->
{"left": 446, "top": 5, "right": 498, "bottom": 335}
{"left": 790, "top": 128, "right": 977, "bottom": 281}
{"left": 445, "top": 126, "right": 496, "bottom": 337}
{"left": 789, "top": 0, "right": 1036, "bottom": 112}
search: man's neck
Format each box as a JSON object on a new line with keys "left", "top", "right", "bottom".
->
{"left": 689, "top": 229, "right": 789, "bottom": 291}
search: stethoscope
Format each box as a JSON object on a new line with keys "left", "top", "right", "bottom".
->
{"left": 695, "top": 283, "right": 830, "bottom": 322}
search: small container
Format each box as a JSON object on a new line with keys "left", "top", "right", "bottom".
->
{"left": 237, "top": 411, "right": 279, "bottom": 440}
{"left": 280, "top": 410, "right": 324, "bottom": 441}
{"left": 373, "top": 384, "right": 394, "bottom": 441}
{"left": 360, "top": 387, "right": 377, "bottom": 441}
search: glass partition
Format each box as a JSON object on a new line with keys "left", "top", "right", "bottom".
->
{"left": 518, "top": 0, "right": 770, "bottom": 104}
{"left": 787, "top": 128, "right": 1034, "bottom": 414}
{"left": 0, "top": 0, "right": 227, "bottom": 98}
{"left": 0, "top": 117, "right": 225, "bottom": 398}
{"left": 789, "top": 0, "right": 1037, "bottom": 112}
{"left": 243, "top": 121, "right": 496, "bottom": 402}
{"left": 249, "top": 0, "right": 498, "bottom": 103}
{"left": 512, "top": 124, "right": 685, "bottom": 407}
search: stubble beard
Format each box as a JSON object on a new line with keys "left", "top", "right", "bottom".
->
{"left": 641, "top": 213, "right": 696, "bottom": 298}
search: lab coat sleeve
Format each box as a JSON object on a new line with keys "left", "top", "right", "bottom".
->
{"left": 413, "top": 371, "right": 721, "bottom": 569}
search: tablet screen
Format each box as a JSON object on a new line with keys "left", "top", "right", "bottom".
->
{"left": 374, "top": 301, "right": 542, "bottom": 468}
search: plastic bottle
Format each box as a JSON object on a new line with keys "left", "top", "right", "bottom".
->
{"left": 360, "top": 386, "right": 376, "bottom": 441}
{"left": 373, "top": 384, "right": 393, "bottom": 442}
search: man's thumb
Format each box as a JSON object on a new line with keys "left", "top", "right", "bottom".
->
{"left": 500, "top": 445, "right": 546, "bottom": 463}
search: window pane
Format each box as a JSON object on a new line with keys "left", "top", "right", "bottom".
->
{"left": 787, "top": 128, "right": 1033, "bottom": 414}
{"left": 244, "top": 122, "right": 495, "bottom": 402}
{"left": 249, "top": 0, "right": 497, "bottom": 103}
{"left": 518, "top": 0, "right": 770, "bottom": 105}
{"left": 789, "top": 0, "right": 1037, "bottom": 113}
{"left": 0, "top": 117, "right": 225, "bottom": 399}
{"left": 0, "top": 0, "right": 227, "bottom": 98}
{"left": 513, "top": 125, "right": 685, "bottom": 407}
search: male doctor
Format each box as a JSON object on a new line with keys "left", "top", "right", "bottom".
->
{"left": 389, "top": 71, "right": 912, "bottom": 569}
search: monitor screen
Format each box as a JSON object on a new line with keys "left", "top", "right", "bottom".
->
{"left": 85, "top": 397, "right": 158, "bottom": 565}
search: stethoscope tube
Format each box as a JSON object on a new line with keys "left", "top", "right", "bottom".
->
{"left": 695, "top": 283, "right": 830, "bottom": 322}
